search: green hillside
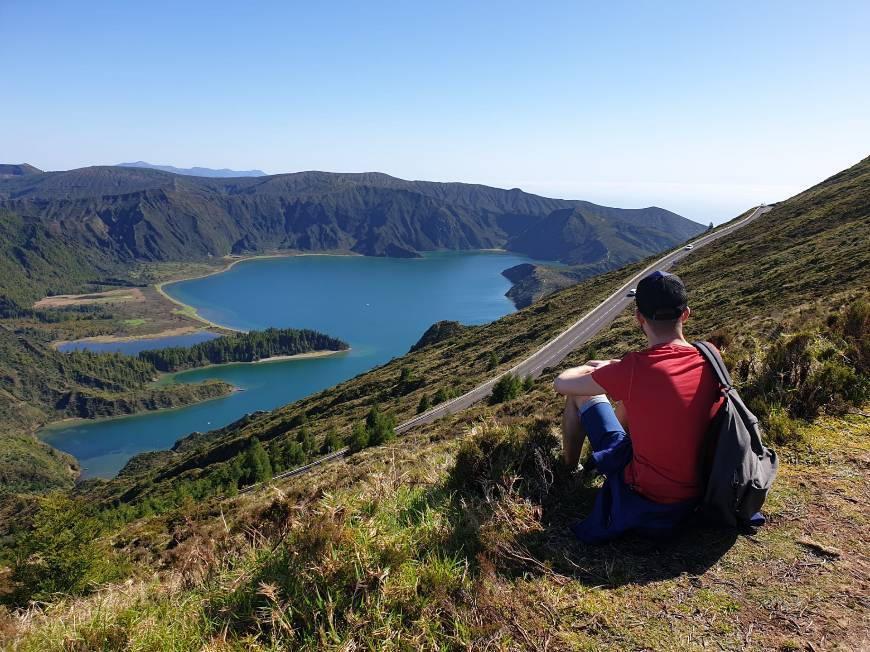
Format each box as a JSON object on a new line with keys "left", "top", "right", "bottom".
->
{"left": 1, "top": 156, "right": 868, "bottom": 649}
{"left": 0, "top": 209, "right": 128, "bottom": 307}
{"left": 0, "top": 166, "right": 703, "bottom": 307}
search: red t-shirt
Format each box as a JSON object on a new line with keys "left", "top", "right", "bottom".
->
{"left": 591, "top": 343, "right": 723, "bottom": 504}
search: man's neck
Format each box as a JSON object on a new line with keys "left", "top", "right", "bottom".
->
{"left": 645, "top": 333, "right": 690, "bottom": 348}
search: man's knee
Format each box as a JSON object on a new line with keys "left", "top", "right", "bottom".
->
{"left": 566, "top": 394, "right": 591, "bottom": 411}
{"left": 575, "top": 394, "right": 610, "bottom": 415}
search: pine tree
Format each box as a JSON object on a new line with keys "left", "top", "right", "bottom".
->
{"left": 284, "top": 441, "right": 305, "bottom": 466}
{"left": 298, "top": 426, "right": 316, "bottom": 454}
{"left": 366, "top": 405, "right": 396, "bottom": 445}
{"left": 322, "top": 427, "right": 344, "bottom": 453}
{"left": 417, "top": 393, "right": 431, "bottom": 414}
{"left": 245, "top": 437, "right": 272, "bottom": 484}
{"left": 348, "top": 422, "right": 370, "bottom": 452}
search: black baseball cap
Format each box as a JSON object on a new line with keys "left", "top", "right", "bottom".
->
{"left": 635, "top": 270, "right": 688, "bottom": 320}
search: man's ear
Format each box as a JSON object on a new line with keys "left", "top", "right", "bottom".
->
{"left": 680, "top": 307, "right": 691, "bottom": 324}
{"left": 635, "top": 310, "right": 647, "bottom": 332}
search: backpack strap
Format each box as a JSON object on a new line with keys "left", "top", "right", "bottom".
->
{"left": 693, "top": 341, "right": 733, "bottom": 390}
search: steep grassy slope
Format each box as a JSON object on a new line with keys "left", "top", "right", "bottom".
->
{"left": 3, "top": 157, "right": 868, "bottom": 650}
{"left": 0, "top": 434, "right": 79, "bottom": 493}
{"left": 0, "top": 209, "right": 128, "bottom": 306}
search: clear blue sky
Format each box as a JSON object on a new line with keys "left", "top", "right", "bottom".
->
{"left": 2, "top": 1, "right": 868, "bottom": 222}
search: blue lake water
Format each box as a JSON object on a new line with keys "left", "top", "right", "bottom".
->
{"left": 57, "top": 332, "right": 220, "bottom": 356}
{"left": 41, "top": 251, "right": 534, "bottom": 478}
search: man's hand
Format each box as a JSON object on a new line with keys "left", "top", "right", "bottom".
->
{"left": 585, "top": 359, "right": 620, "bottom": 368}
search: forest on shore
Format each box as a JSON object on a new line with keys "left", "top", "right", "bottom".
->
{"left": 137, "top": 328, "right": 348, "bottom": 372}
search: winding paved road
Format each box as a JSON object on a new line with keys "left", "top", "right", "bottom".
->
{"left": 250, "top": 205, "right": 771, "bottom": 490}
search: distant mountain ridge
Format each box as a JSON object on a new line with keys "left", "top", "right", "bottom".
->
{"left": 0, "top": 163, "right": 42, "bottom": 178}
{"left": 119, "top": 161, "right": 267, "bottom": 177}
{"left": 0, "top": 165, "right": 705, "bottom": 304}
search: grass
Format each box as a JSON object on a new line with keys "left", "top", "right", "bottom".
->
{"left": 4, "top": 404, "right": 867, "bottom": 650}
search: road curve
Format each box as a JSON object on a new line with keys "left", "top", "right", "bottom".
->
{"left": 248, "top": 205, "right": 771, "bottom": 490}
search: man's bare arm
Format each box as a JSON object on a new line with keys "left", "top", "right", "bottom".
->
{"left": 553, "top": 359, "right": 617, "bottom": 396}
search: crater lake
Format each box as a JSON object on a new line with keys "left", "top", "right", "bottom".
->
{"left": 41, "top": 251, "right": 537, "bottom": 478}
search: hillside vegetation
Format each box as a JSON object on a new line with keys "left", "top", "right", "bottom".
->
{"left": 0, "top": 327, "right": 232, "bottom": 491}
{"left": 1, "top": 156, "right": 869, "bottom": 649}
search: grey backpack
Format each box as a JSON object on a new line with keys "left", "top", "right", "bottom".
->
{"left": 694, "top": 341, "right": 779, "bottom": 527}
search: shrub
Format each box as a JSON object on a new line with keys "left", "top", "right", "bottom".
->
{"left": 838, "top": 296, "right": 870, "bottom": 373}
{"left": 490, "top": 373, "right": 523, "bottom": 404}
{"left": 805, "top": 360, "right": 867, "bottom": 416}
{"left": 10, "top": 494, "right": 111, "bottom": 604}
{"left": 450, "top": 419, "right": 558, "bottom": 498}
{"left": 433, "top": 386, "right": 457, "bottom": 404}
{"left": 763, "top": 407, "right": 804, "bottom": 447}
{"left": 707, "top": 328, "right": 733, "bottom": 350}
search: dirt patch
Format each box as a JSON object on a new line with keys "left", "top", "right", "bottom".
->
{"left": 34, "top": 288, "right": 145, "bottom": 309}
{"left": 51, "top": 326, "right": 206, "bottom": 348}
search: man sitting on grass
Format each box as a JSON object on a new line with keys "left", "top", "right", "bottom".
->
{"left": 554, "top": 271, "right": 723, "bottom": 543}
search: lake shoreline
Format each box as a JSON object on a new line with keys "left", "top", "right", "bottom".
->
{"left": 155, "top": 248, "right": 528, "bottom": 330}
{"left": 155, "top": 347, "right": 351, "bottom": 378}
{"left": 154, "top": 250, "right": 367, "bottom": 331}
{"left": 52, "top": 326, "right": 207, "bottom": 349}
{"left": 39, "top": 348, "right": 349, "bottom": 432}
